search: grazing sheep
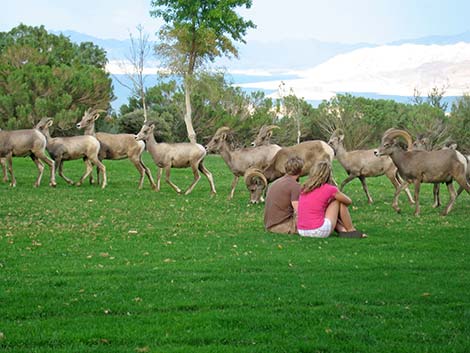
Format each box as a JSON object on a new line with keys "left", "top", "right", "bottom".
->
{"left": 206, "top": 127, "right": 281, "bottom": 199}
{"left": 328, "top": 129, "right": 414, "bottom": 204}
{"left": 0, "top": 127, "right": 56, "bottom": 187}
{"left": 135, "top": 121, "right": 216, "bottom": 195}
{"left": 35, "top": 118, "right": 107, "bottom": 188}
{"left": 244, "top": 140, "right": 334, "bottom": 203}
{"left": 76, "top": 108, "right": 156, "bottom": 190}
{"left": 0, "top": 128, "right": 6, "bottom": 183}
{"left": 374, "top": 128, "right": 470, "bottom": 216}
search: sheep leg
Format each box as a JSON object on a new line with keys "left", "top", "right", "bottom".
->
{"left": 454, "top": 173, "right": 470, "bottom": 197}
{"left": 339, "top": 174, "right": 356, "bottom": 192}
{"left": 198, "top": 161, "right": 216, "bottom": 195}
{"left": 392, "top": 180, "right": 410, "bottom": 214}
{"left": 358, "top": 176, "right": 373, "bottom": 204}
{"left": 386, "top": 170, "right": 415, "bottom": 205}
{"left": 432, "top": 183, "right": 441, "bottom": 208}
{"left": 30, "top": 155, "right": 45, "bottom": 188}
{"left": 35, "top": 150, "right": 56, "bottom": 187}
{"left": 6, "top": 154, "right": 16, "bottom": 187}
{"left": 94, "top": 159, "right": 107, "bottom": 189}
{"left": 76, "top": 159, "right": 94, "bottom": 187}
{"left": 129, "top": 156, "right": 146, "bottom": 189}
{"left": 164, "top": 167, "right": 182, "bottom": 194}
{"left": 156, "top": 167, "right": 162, "bottom": 191}
{"left": 141, "top": 159, "right": 157, "bottom": 191}
{"left": 228, "top": 175, "right": 239, "bottom": 199}
{"left": 57, "top": 159, "right": 75, "bottom": 185}
{"left": 1, "top": 158, "right": 8, "bottom": 182}
{"left": 184, "top": 164, "right": 201, "bottom": 195}
{"left": 413, "top": 181, "right": 421, "bottom": 216}
{"left": 442, "top": 182, "right": 457, "bottom": 216}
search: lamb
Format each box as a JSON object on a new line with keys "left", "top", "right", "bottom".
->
{"left": 205, "top": 127, "right": 281, "bottom": 199}
{"left": 374, "top": 128, "right": 470, "bottom": 216}
{"left": 76, "top": 108, "right": 156, "bottom": 190}
{"left": 135, "top": 121, "right": 216, "bottom": 195}
{"left": 0, "top": 127, "right": 56, "bottom": 187}
{"left": 328, "top": 129, "right": 414, "bottom": 204}
{"left": 35, "top": 117, "right": 107, "bottom": 188}
{"left": 244, "top": 140, "right": 334, "bottom": 203}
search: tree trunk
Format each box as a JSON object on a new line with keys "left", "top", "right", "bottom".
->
{"left": 183, "top": 75, "right": 197, "bottom": 143}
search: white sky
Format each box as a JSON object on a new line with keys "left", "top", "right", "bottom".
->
{"left": 2, "top": 0, "right": 470, "bottom": 43}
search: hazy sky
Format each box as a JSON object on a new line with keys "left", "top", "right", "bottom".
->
{"left": 2, "top": 0, "right": 470, "bottom": 44}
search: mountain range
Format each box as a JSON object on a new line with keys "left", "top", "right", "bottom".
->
{"left": 56, "top": 30, "right": 470, "bottom": 110}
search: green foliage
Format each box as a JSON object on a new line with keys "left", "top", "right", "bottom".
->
{"left": 1, "top": 156, "right": 469, "bottom": 352}
{"left": 449, "top": 94, "right": 470, "bottom": 153}
{"left": 0, "top": 24, "right": 112, "bottom": 131}
{"left": 151, "top": 0, "right": 256, "bottom": 74}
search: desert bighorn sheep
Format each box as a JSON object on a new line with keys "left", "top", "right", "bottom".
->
{"left": 244, "top": 140, "right": 334, "bottom": 203}
{"left": 35, "top": 118, "right": 107, "bottom": 188}
{"left": 0, "top": 127, "right": 56, "bottom": 187}
{"left": 328, "top": 129, "right": 414, "bottom": 204}
{"left": 0, "top": 128, "right": 7, "bottom": 182}
{"left": 76, "top": 108, "right": 156, "bottom": 190}
{"left": 205, "top": 127, "right": 281, "bottom": 199}
{"left": 251, "top": 125, "right": 280, "bottom": 146}
{"left": 135, "top": 121, "right": 216, "bottom": 195}
{"left": 374, "top": 128, "right": 470, "bottom": 216}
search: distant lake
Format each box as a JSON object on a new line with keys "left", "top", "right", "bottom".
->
{"left": 111, "top": 74, "right": 457, "bottom": 112}
{"left": 110, "top": 73, "right": 300, "bottom": 111}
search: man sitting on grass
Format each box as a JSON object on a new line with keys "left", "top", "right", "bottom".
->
{"left": 264, "top": 156, "right": 304, "bottom": 234}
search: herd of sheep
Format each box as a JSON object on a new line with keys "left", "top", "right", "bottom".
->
{"left": 1, "top": 108, "right": 469, "bottom": 216}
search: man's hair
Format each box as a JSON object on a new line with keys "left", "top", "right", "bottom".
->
{"left": 284, "top": 156, "right": 304, "bottom": 175}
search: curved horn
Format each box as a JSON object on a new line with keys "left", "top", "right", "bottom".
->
{"left": 214, "top": 126, "right": 231, "bottom": 135}
{"left": 383, "top": 129, "right": 413, "bottom": 151}
{"left": 244, "top": 168, "right": 268, "bottom": 187}
{"left": 265, "top": 125, "right": 280, "bottom": 131}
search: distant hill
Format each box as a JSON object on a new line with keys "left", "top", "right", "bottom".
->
{"left": 56, "top": 29, "right": 470, "bottom": 110}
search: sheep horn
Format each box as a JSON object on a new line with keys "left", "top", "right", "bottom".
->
{"left": 244, "top": 168, "right": 268, "bottom": 188}
{"left": 383, "top": 129, "right": 413, "bottom": 151}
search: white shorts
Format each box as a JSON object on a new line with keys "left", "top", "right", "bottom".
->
{"left": 298, "top": 219, "right": 332, "bottom": 238}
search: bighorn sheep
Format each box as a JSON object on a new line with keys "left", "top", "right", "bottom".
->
{"left": 76, "top": 108, "right": 156, "bottom": 190}
{"left": 251, "top": 125, "right": 280, "bottom": 146}
{"left": 328, "top": 129, "right": 414, "bottom": 204}
{"left": 0, "top": 127, "right": 56, "bottom": 187}
{"left": 0, "top": 128, "right": 7, "bottom": 182}
{"left": 35, "top": 118, "right": 107, "bottom": 188}
{"left": 205, "top": 127, "right": 281, "bottom": 199}
{"left": 374, "top": 128, "right": 470, "bottom": 216}
{"left": 244, "top": 140, "right": 335, "bottom": 203}
{"left": 413, "top": 138, "right": 469, "bottom": 208}
{"left": 135, "top": 121, "right": 216, "bottom": 195}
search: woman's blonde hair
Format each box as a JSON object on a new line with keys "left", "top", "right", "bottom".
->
{"left": 301, "top": 160, "right": 334, "bottom": 193}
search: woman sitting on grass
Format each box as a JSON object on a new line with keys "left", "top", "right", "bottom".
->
{"left": 297, "top": 160, "right": 367, "bottom": 238}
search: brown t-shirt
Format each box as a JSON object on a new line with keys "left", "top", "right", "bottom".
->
{"left": 264, "top": 175, "right": 301, "bottom": 230}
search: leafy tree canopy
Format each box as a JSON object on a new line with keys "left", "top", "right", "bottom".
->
{"left": 0, "top": 24, "right": 112, "bottom": 132}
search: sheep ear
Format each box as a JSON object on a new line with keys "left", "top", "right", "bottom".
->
{"left": 93, "top": 113, "right": 100, "bottom": 121}
{"left": 449, "top": 143, "right": 458, "bottom": 150}
{"left": 267, "top": 131, "right": 273, "bottom": 138}
{"left": 46, "top": 120, "right": 53, "bottom": 128}
{"left": 339, "top": 134, "right": 345, "bottom": 142}
{"left": 221, "top": 132, "right": 226, "bottom": 140}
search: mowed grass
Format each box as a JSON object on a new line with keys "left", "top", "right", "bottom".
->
{"left": 0, "top": 153, "right": 469, "bottom": 353}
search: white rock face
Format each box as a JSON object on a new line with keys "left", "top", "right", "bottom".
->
{"left": 236, "top": 42, "right": 470, "bottom": 100}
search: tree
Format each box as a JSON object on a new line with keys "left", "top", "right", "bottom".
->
{"left": 114, "top": 25, "right": 152, "bottom": 122}
{"left": 0, "top": 25, "right": 112, "bottom": 132}
{"left": 449, "top": 93, "right": 470, "bottom": 153}
{"left": 150, "top": 0, "right": 256, "bottom": 143}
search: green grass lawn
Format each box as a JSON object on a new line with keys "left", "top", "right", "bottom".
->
{"left": 1, "top": 153, "right": 469, "bottom": 353}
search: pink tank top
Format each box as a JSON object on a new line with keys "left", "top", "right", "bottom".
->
{"left": 297, "top": 183, "right": 338, "bottom": 230}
